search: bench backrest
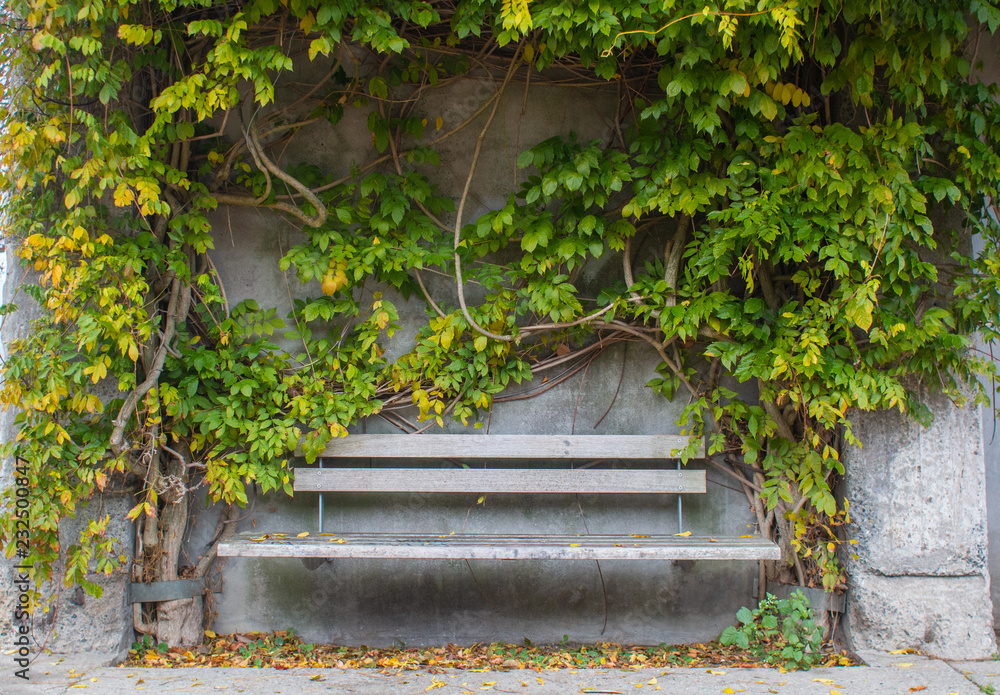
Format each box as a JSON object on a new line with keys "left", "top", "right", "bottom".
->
{"left": 295, "top": 468, "right": 705, "bottom": 494}
{"left": 295, "top": 434, "right": 705, "bottom": 495}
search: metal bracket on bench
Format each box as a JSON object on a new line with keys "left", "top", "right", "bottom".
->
{"left": 129, "top": 579, "right": 218, "bottom": 603}
{"left": 677, "top": 460, "right": 683, "bottom": 533}
{"left": 318, "top": 456, "right": 325, "bottom": 534}
{"left": 306, "top": 456, "right": 330, "bottom": 571}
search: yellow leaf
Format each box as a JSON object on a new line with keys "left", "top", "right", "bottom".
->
{"left": 647, "top": 678, "right": 657, "bottom": 685}
{"left": 898, "top": 663, "right": 913, "bottom": 668}
{"left": 299, "top": 11, "right": 315, "bottom": 34}
{"left": 204, "top": 630, "right": 216, "bottom": 639}
{"left": 724, "top": 689, "right": 735, "bottom": 694}
{"left": 889, "top": 648, "right": 916, "bottom": 654}
{"left": 740, "top": 534, "right": 753, "bottom": 538}
{"left": 813, "top": 679, "right": 835, "bottom": 685}
{"left": 297, "top": 532, "right": 310, "bottom": 537}
{"left": 706, "top": 669, "right": 727, "bottom": 675}
{"left": 674, "top": 531, "right": 692, "bottom": 537}
{"left": 435, "top": 116, "right": 443, "bottom": 130}
{"left": 570, "top": 543, "right": 581, "bottom": 547}
{"left": 831, "top": 690, "right": 843, "bottom": 695}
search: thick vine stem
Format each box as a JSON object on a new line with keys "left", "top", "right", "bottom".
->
{"left": 452, "top": 42, "right": 524, "bottom": 343}
{"left": 663, "top": 215, "right": 689, "bottom": 307}
{"left": 110, "top": 279, "right": 192, "bottom": 455}
{"left": 249, "top": 122, "right": 327, "bottom": 227}
{"left": 622, "top": 235, "right": 643, "bottom": 305}
{"left": 606, "top": 320, "right": 696, "bottom": 397}
{"left": 624, "top": 214, "right": 690, "bottom": 316}
{"left": 216, "top": 122, "right": 329, "bottom": 228}
{"left": 758, "top": 379, "right": 797, "bottom": 442}
{"left": 193, "top": 504, "right": 240, "bottom": 579}
{"left": 519, "top": 304, "right": 616, "bottom": 333}
{"left": 758, "top": 258, "right": 781, "bottom": 312}
{"left": 414, "top": 268, "right": 448, "bottom": 319}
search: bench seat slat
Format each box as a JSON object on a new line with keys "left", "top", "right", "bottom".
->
{"left": 294, "top": 467, "right": 706, "bottom": 494}
{"left": 219, "top": 532, "right": 780, "bottom": 561}
{"left": 318, "top": 434, "right": 702, "bottom": 459}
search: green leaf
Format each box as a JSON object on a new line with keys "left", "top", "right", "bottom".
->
{"left": 368, "top": 76, "right": 388, "bottom": 99}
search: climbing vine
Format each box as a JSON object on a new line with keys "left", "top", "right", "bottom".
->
{"left": 2, "top": 0, "right": 1000, "bottom": 645}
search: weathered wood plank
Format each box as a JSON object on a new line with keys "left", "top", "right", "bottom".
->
{"left": 318, "top": 434, "right": 703, "bottom": 459}
{"left": 218, "top": 532, "right": 780, "bottom": 561}
{"left": 294, "top": 467, "right": 706, "bottom": 494}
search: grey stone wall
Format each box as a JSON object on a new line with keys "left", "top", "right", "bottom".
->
{"left": 183, "top": 71, "right": 766, "bottom": 647}
{"left": 0, "top": 259, "right": 134, "bottom": 665}
{"left": 986, "top": 371, "right": 1000, "bottom": 633}
{"left": 845, "top": 387, "right": 996, "bottom": 659}
{"left": 2, "top": 37, "right": 998, "bottom": 657}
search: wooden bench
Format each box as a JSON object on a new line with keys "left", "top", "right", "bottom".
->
{"left": 218, "top": 434, "right": 780, "bottom": 562}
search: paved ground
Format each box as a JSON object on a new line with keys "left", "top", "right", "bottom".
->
{"left": 2, "top": 650, "right": 997, "bottom": 694}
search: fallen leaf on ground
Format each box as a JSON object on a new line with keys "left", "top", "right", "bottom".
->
{"left": 124, "top": 630, "right": 857, "bottom": 672}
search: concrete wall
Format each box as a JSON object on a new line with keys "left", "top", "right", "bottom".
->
{"left": 977, "top": 221, "right": 1000, "bottom": 633}
{"left": 845, "top": 386, "right": 996, "bottom": 659}
{"left": 3, "top": 38, "right": 998, "bottom": 658}
{"left": 985, "top": 364, "right": 1000, "bottom": 634}
{"left": 0, "top": 262, "right": 134, "bottom": 665}
{"left": 187, "top": 72, "right": 763, "bottom": 645}
{"left": 971, "top": 28, "right": 1000, "bottom": 644}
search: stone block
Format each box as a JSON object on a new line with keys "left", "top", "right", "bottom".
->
{"left": 0, "top": 495, "right": 135, "bottom": 662}
{"left": 845, "top": 388, "right": 988, "bottom": 577}
{"left": 847, "top": 572, "right": 995, "bottom": 660}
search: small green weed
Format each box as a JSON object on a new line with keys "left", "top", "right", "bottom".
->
{"left": 719, "top": 591, "right": 824, "bottom": 670}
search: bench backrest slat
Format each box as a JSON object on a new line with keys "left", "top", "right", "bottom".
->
{"left": 318, "top": 434, "right": 702, "bottom": 460}
{"left": 294, "top": 468, "right": 706, "bottom": 494}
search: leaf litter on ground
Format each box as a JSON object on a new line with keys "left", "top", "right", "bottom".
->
{"left": 125, "top": 631, "right": 857, "bottom": 671}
